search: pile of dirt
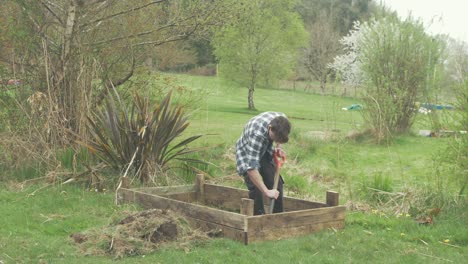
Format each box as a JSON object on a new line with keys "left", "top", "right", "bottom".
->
{"left": 71, "top": 209, "right": 210, "bottom": 258}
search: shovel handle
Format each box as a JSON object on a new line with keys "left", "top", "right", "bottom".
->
{"left": 269, "top": 149, "right": 285, "bottom": 214}
{"left": 269, "top": 171, "right": 280, "bottom": 213}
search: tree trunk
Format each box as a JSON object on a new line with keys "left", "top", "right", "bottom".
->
{"left": 248, "top": 85, "right": 255, "bottom": 110}
{"left": 248, "top": 71, "right": 256, "bottom": 110}
{"left": 320, "top": 74, "right": 326, "bottom": 95}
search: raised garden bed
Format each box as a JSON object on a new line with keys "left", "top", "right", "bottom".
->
{"left": 117, "top": 175, "right": 346, "bottom": 244}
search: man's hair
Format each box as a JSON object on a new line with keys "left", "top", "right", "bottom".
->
{"left": 270, "top": 116, "right": 291, "bottom": 143}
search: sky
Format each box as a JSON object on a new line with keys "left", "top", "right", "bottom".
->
{"left": 381, "top": 0, "right": 468, "bottom": 43}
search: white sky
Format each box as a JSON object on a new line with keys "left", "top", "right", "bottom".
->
{"left": 381, "top": 0, "right": 468, "bottom": 43}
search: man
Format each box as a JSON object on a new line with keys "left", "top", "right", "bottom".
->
{"left": 236, "top": 112, "right": 291, "bottom": 215}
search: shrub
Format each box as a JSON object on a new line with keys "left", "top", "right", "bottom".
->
{"left": 80, "top": 90, "right": 206, "bottom": 184}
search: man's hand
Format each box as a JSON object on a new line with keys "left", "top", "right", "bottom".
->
{"left": 274, "top": 145, "right": 286, "bottom": 167}
{"left": 247, "top": 169, "right": 279, "bottom": 199}
{"left": 265, "top": 189, "right": 279, "bottom": 199}
{"left": 276, "top": 147, "right": 286, "bottom": 160}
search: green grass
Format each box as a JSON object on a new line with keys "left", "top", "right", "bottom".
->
{"left": 0, "top": 73, "right": 466, "bottom": 263}
{"left": 0, "top": 185, "right": 465, "bottom": 263}
{"left": 180, "top": 75, "right": 363, "bottom": 142}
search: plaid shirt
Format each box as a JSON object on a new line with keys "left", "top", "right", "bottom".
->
{"left": 236, "top": 112, "right": 286, "bottom": 176}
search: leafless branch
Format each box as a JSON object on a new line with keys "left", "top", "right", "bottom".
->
{"left": 40, "top": 0, "right": 64, "bottom": 24}
{"left": 133, "top": 34, "right": 189, "bottom": 47}
{"left": 81, "top": 0, "right": 166, "bottom": 28}
{"left": 86, "top": 23, "right": 177, "bottom": 46}
{"left": 94, "top": 54, "right": 136, "bottom": 105}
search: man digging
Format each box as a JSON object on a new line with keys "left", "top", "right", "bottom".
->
{"left": 236, "top": 112, "right": 290, "bottom": 215}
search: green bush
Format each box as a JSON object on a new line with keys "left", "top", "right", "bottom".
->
{"left": 81, "top": 90, "right": 206, "bottom": 184}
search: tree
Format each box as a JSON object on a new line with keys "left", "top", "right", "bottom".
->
{"left": 295, "top": 0, "right": 375, "bottom": 94}
{"left": 328, "top": 21, "right": 366, "bottom": 95}
{"left": 330, "top": 15, "right": 442, "bottom": 141}
{"left": 212, "top": 0, "right": 307, "bottom": 110}
{"left": 296, "top": 0, "right": 376, "bottom": 35}
{"left": 299, "top": 12, "right": 342, "bottom": 93}
{"left": 444, "top": 38, "right": 468, "bottom": 83}
{"left": 0, "top": 0, "right": 236, "bottom": 143}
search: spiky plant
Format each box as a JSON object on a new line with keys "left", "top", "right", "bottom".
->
{"left": 82, "top": 90, "right": 205, "bottom": 183}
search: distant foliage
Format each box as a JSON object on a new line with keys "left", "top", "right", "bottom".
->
{"left": 212, "top": 0, "right": 307, "bottom": 109}
{"left": 433, "top": 80, "right": 468, "bottom": 199}
{"left": 295, "top": 0, "right": 376, "bottom": 35}
{"left": 330, "top": 16, "right": 442, "bottom": 141}
{"left": 328, "top": 21, "right": 365, "bottom": 89}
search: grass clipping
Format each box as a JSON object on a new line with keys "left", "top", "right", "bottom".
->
{"left": 71, "top": 209, "right": 211, "bottom": 258}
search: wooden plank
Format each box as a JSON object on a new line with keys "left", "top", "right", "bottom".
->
{"left": 204, "top": 184, "right": 249, "bottom": 210}
{"left": 247, "top": 206, "right": 346, "bottom": 231}
{"left": 134, "top": 185, "right": 195, "bottom": 195}
{"left": 247, "top": 220, "right": 345, "bottom": 244}
{"left": 184, "top": 216, "right": 246, "bottom": 244}
{"left": 118, "top": 186, "right": 347, "bottom": 245}
{"left": 117, "top": 188, "right": 246, "bottom": 230}
{"left": 204, "top": 184, "right": 273, "bottom": 212}
{"left": 283, "top": 196, "right": 328, "bottom": 211}
{"left": 203, "top": 184, "right": 329, "bottom": 212}
{"left": 134, "top": 185, "right": 196, "bottom": 202}
{"left": 162, "top": 192, "right": 197, "bottom": 203}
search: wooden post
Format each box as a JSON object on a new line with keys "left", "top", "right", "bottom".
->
{"left": 121, "top": 177, "right": 130, "bottom": 188}
{"left": 240, "top": 198, "right": 254, "bottom": 216}
{"left": 326, "top": 191, "right": 339, "bottom": 206}
{"left": 196, "top": 174, "right": 205, "bottom": 204}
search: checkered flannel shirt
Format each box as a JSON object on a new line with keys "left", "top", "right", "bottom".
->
{"left": 236, "top": 112, "right": 286, "bottom": 176}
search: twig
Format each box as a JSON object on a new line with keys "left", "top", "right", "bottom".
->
{"left": 3, "top": 253, "right": 14, "bottom": 260}
{"left": 28, "top": 183, "right": 54, "bottom": 197}
{"left": 114, "top": 146, "right": 139, "bottom": 205}
{"left": 438, "top": 241, "right": 461, "bottom": 248}
{"left": 109, "top": 236, "right": 114, "bottom": 251}
{"left": 416, "top": 252, "right": 453, "bottom": 262}
{"left": 20, "top": 176, "right": 51, "bottom": 184}
{"left": 418, "top": 239, "right": 429, "bottom": 246}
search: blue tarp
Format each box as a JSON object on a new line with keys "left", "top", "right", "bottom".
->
{"left": 342, "top": 104, "right": 363, "bottom": 111}
{"left": 420, "top": 103, "right": 455, "bottom": 110}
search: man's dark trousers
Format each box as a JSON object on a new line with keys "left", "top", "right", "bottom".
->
{"left": 244, "top": 153, "right": 284, "bottom": 215}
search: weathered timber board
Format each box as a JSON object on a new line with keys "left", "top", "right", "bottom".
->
{"left": 247, "top": 220, "right": 345, "bottom": 243}
{"left": 283, "top": 196, "right": 328, "bottom": 211}
{"left": 134, "top": 185, "right": 195, "bottom": 195}
{"left": 203, "top": 184, "right": 328, "bottom": 212}
{"left": 203, "top": 184, "right": 247, "bottom": 210}
{"left": 184, "top": 216, "right": 246, "bottom": 243}
{"left": 247, "top": 206, "right": 346, "bottom": 231}
{"left": 160, "top": 192, "right": 197, "bottom": 203}
{"left": 118, "top": 185, "right": 346, "bottom": 245}
{"left": 133, "top": 185, "right": 197, "bottom": 202}
{"left": 118, "top": 188, "right": 245, "bottom": 230}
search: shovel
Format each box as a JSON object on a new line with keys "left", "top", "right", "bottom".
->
{"left": 269, "top": 149, "right": 285, "bottom": 214}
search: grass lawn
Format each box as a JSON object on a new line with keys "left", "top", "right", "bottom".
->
{"left": 0, "top": 185, "right": 465, "bottom": 263}
{"left": 0, "top": 74, "right": 466, "bottom": 263}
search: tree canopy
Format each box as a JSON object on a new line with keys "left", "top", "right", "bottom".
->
{"left": 0, "top": 0, "right": 236, "bottom": 142}
{"left": 212, "top": 0, "right": 307, "bottom": 110}
{"left": 330, "top": 15, "right": 443, "bottom": 141}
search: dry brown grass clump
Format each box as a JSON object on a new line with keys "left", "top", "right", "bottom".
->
{"left": 71, "top": 209, "right": 211, "bottom": 258}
